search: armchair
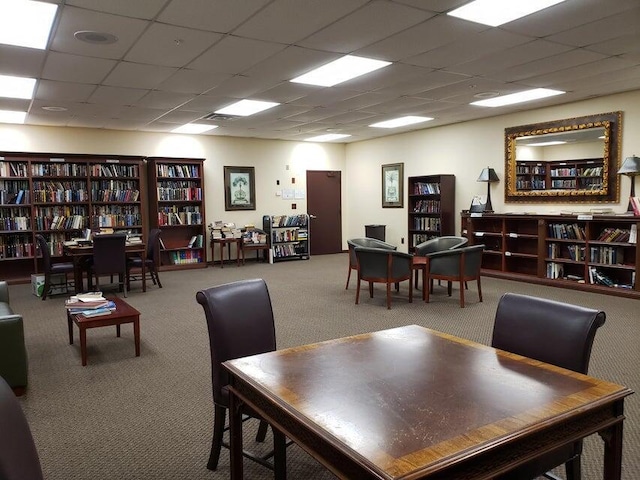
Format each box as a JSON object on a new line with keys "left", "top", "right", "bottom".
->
{"left": 424, "top": 244, "right": 484, "bottom": 307}
{"left": 346, "top": 238, "right": 396, "bottom": 289}
{"left": 0, "top": 282, "right": 28, "bottom": 396}
{"left": 354, "top": 246, "right": 413, "bottom": 309}
{"left": 413, "top": 236, "right": 468, "bottom": 288}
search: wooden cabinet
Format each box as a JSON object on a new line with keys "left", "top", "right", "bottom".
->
{"left": 462, "top": 212, "right": 640, "bottom": 299}
{"left": 0, "top": 153, "right": 145, "bottom": 283}
{"left": 407, "top": 175, "right": 455, "bottom": 253}
{"left": 147, "top": 157, "right": 206, "bottom": 271}
{"left": 263, "top": 214, "right": 310, "bottom": 262}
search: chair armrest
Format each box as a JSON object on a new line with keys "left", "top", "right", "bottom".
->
{"left": 0, "top": 282, "right": 9, "bottom": 304}
{"left": 0, "top": 315, "right": 28, "bottom": 389}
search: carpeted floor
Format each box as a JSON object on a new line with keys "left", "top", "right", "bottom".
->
{"left": 9, "top": 253, "right": 639, "bottom": 479}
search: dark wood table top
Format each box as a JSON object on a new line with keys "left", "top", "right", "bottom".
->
{"left": 225, "top": 325, "right": 632, "bottom": 479}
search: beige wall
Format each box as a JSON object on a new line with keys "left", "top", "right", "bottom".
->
{"left": 1, "top": 89, "right": 639, "bottom": 256}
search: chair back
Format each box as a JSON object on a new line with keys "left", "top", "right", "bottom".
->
{"left": 347, "top": 238, "right": 396, "bottom": 268}
{"left": 355, "top": 247, "right": 412, "bottom": 281}
{"left": 491, "top": 293, "right": 605, "bottom": 374}
{"left": 428, "top": 244, "right": 484, "bottom": 278}
{"left": 34, "top": 234, "right": 51, "bottom": 272}
{"left": 147, "top": 228, "right": 162, "bottom": 262}
{"left": 0, "top": 377, "right": 44, "bottom": 480}
{"left": 414, "top": 236, "right": 468, "bottom": 256}
{"left": 92, "top": 234, "right": 127, "bottom": 275}
{"left": 196, "top": 279, "right": 276, "bottom": 406}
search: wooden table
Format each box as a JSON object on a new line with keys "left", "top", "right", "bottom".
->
{"left": 64, "top": 242, "right": 147, "bottom": 293}
{"left": 211, "top": 237, "right": 241, "bottom": 268}
{"left": 240, "top": 242, "right": 269, "bottom": 264}
{"left": 67, "top": 296, "right": 141, "bottom": 366}
{"left": 224, "top": 325, "right": 632, "bottom": 480}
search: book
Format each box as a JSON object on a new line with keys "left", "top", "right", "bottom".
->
{"left": 78, "top": 307, "right": 113, "bottom": 317}
{"left": 66, "top": 299, "right": 110, "bottom": 310}
{"left": 74, "top": 292, "right": 105, "bottom": 302}
{"left": 630, "top": 197, "right": 640, "bottom": 216}
{"left": 188, "top": 235, "right": 197, "bottom": 248}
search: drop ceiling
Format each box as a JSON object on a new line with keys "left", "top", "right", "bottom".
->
{"left": 1, "top": 0, "right": 639, "bottom": 143}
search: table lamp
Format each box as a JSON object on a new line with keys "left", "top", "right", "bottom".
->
{"left": 477, "top": 167, "right": 499, "bottom": 213}
{"left": 617, "top": 155, "right": 640, "bottom": 212}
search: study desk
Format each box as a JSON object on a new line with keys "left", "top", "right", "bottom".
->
{"left": 224, "top": 325, "right": 632, "bottom": 480}
{"left": 64, "top": 243, "right": 147, "bottom": 293}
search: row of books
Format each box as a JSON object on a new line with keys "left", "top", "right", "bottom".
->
{"left": 91, "top": 188, "right": 140, "bottom": 203}
{"left": 157, "top": 186, "right": 202, "bottom": 201}
{"left": 0, "top": 161, "right": 28, "bottom": 177}
{"left": 271, "top": 215, "right": 308, "bottom": 227}
{"left": 548, "top": 243, "right": 586, "bottom": 261}
{"left": 31, "top": 162, "right": 87, "bottom": 177}
{"left": 0, "top": 189, "right": 29, "bottom": 204}
{"left": 548, "top": 223, "right": 586, "bottom": 240}
{"left": 595, "top": 227, "right": 631, "bottom": 243}
{"left": 272, "top": 229, "right": 301, "bottom": 243}
{"left": 168, "top": 250, "right": 202, "bottom": 265}
{"left": 412, "top": 199, "right": 440, "bottom": 213}
{"left": 271, "top": 243, "right": 306, "bottom": 258}
{"left": 629, "top": 197, "right": 640, "bottom": 216}
{"left": 0, "top": 240, "right": 34, "bottom": 259}
{"left": 93, "top": 214, "right": 142, "bottom": 228}
{"left": 413, "top": 182, "right": 440, "bottom": 195}
{"left": 32, "top": 188, "right": 88, "bottom": 203}
{"left": 187, "top": 234, "right": 204, "bottom": 248}
{"left": 0, "top": 216, "right": 29, "bottom": 231}
{"left": 413, "top": 217, "right": 440, "bottom": 232}
{"left": 90, "top": 164, "right": 139, "bottom": 178}
{"left": 156, "top": 164, "right": 199, "bottom": 178}
{"left": 157, "top": 210, "right": 202, "bottom": 226}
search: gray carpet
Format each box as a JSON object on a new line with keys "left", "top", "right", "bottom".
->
{"left": 9, "top": 253, "right": 639, "bottom": 479}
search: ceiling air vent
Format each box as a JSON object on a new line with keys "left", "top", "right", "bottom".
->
{"left": 202, "top": 113, "right": 239, "bottom": 121}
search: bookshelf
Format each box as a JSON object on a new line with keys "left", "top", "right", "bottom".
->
{"left": 515, "top": 158, "right": 604, "bottom": 191}
{"left": 461, "top": 212, "right": 640, "bottom": 299}
{"left": 407, "top": 174, "right": 455, "bottom": 253}
{"left": 0, "top": 153, "right": 145, "bottom": 284}
{"left": 147, "top": 157, "right": 206, "bottom": 271}
{"left": 262, "top": 214, "right": 310, "bottom": 262}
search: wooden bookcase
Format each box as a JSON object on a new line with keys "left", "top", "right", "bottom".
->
{"left": 147, "top": 157, "right": 206, "bottom": 271}
{"left": 0, "top": 152, "right": 145, "bottom": 284}
{"left": 262, "top": 214, "right": 310, "bottom": 262}
{"left": 407, "top": 174, "right": 455, "bottom": 253}
{"left": 515, "top": 158, "right": 603, "bottom": 191}
{"left": 461, "top": 212, "right": 640, "bottom": 299}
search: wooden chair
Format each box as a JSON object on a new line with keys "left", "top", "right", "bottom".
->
{"left": 491, "top": 293, "right": 606, "bottom": 480}
{"left": 354, "top": 246, "right": 413, "bottom": 309}
{"left": 127, "top": 228, "right": 162, "bottom": 290}
{"left": 345, "top": 238, "right": 396, "bottom": 289}
{"left": 90, "top": 234, "right": 128, "bottom": 297}
{"left": 196, "top": 279, "right": 287, "bottom": 477}
{"left": 424, "top": 244, "right": 484, "bottom": 307}
{"left": 0, "top": 376, "right": 44, "bottom": 480}
{"left": 413, "top": 236, "right": 468, "bottom": 288}
{"left": 34, "top": 234, "right": 75, "bottom": 300}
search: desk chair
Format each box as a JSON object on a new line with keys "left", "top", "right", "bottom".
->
{"left": 90, "top": 234, "right": 128, "bottom": 297}
{"left": 346, "top": 238, "right": 397, "bottom": 289}
{"left": 491, "top": 293, "right": 606, "bottom": 480}
{"left": 196, "top": 279, "right": 287, "bottom": 477}
{"left": 354, "top": 246, "right": 413, "bottom": 309}
{"left": 127, "top": 229, "right": 162, "bottom": 290}
{"left": 0, "top": 376, "right": 44, "bottom": 480}
{"left": 34, "top": 234, "right": 75, "bottom": 300}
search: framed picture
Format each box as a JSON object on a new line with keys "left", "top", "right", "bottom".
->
{"left": 382, "top": 163, "right": 404, "bottom": 208}
{"left": 224, "top": 166, "right": 256, "bottom": 211}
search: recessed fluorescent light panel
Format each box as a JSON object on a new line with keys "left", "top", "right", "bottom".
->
{"left": 0, "top": 110, "right": 27, "bottom": 124}
{"left": 304, "top": 134, "right": 351, "bottom": 142}
{"left": 171, "top": 124, "right": 217, "bottom": 134}
{"left": 526, "top": 141, "right": 567, "bottom": 147}
{"left": 0, "top": 0, "right": 58, "bottom": 49}
{"left": 0, "top": 75, "right": 36, "bottom": 100}
{"left": 448, "top": 0, "right": 566, "bottom": 27}
{"left": 291, "top": 55, "right": 391, "bottom": 87}
{"left": 370, "top": 116, "right": 434, "bottom": 129}
{"left": 215, "top": 99, "right": 279, "bottom": 117}
{"left": 471, "top": 88, "right": 565, "bottom": 107}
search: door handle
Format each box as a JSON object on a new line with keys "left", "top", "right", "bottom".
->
{"left": 309, "top": 214, "right": 317, "bottom": 219}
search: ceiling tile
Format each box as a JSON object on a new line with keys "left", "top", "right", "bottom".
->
{"left": 373, "top": 69, "right": 470, "bottom": 96}
{"left": 134, "top": 91, "right": 196, "bottom": 110}
{"left": 587, "top": 32, "right": 640, "bottom": 56}
{"left": 255, "top": 82, "right": 318, "bottom": 104}
{"left": 67, "top": 0, "right": 167, "bottom": 20}
{"left": 289, "top": 87, "right": 362, "bottom": 108}
{"left": 35, "top": 80, "right": 96, "bottom": 102}
{"left": 0, "top": 45, "right": 46, "bottom": 78}
{"left": 87, "top": 85, "right": 149, "bottom": 106}
{"left": 241, "top": 46, "right": 338, "bottom": 84}
{"left": 390, "top": 0, "right": 466, "bottom": 13}
{"left": 103, "top": 62, "right": 178, "bottom": 89}
{"left": 522, "top": 57, "right": 638, "bottom": 89}
{"left": 42, "top": 52, "right": 117, "bottom": 83}
{"left": 158, "top": 0, "right": 270, "bottom": 33}
{"left": 157, "top": 69, "right": 232, "bottom": 95}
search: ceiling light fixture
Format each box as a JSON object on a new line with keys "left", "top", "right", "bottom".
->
{"left": 74, "top": 30, "right": 119, "bottom": 45}
{"left": 171, "top": 124, "right": 218, "bottom": 134}
{"left": 42, "top": 106, "right": 68, "bottom": 112}
{"left": 0, "top": 110, "right": 27, "bottom": 124}
{"left": 0, "top": 75, "right": 36, "bottom": 100}
{"left": 448, "top": 0, "right": 566, "bottom": 27}
{"left": 304, "top": 134, "right": 351, "bottom": 142}
{"left": 370, "top": 116, "right": 434, "bottom": 129}
{"left": 291, "top": 55, "right": 391, "bottom": 87}
{"left": 526, "top": 141, "right": 567, "bottom": 147}
{"left": 470, "top": 88, "right": 565, "bottom": 107}
{"left": 215, "top": 99, "right": 279, "bottom": 117}
{"left": 0, "top": 0, "right": 58, "bottom": 49}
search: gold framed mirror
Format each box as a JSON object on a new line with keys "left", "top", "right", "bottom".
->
{"left": 505, "top": 111, "right": 622, "bottom": 203}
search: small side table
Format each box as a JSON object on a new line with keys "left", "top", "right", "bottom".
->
{"left": 240, "top": 242, "right": 269, "bottom": 265}
{"left": 211, "top": 237, "right": 242, "bottom": 268}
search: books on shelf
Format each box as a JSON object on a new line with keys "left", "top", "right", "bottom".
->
{"left": 630, "top": 197, "right": 640, "bottom": 216}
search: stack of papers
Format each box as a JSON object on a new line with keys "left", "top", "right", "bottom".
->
{"left": 66, "top": 292, "right": 116, "bottom": 317}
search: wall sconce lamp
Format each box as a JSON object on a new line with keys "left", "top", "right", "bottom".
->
{"left": 477, "top": 167, "right": 500, "bottom": 213}
{"left": 617, "top": 155, "right": 640, "bottom": 212}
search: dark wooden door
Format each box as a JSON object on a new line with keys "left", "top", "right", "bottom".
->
{"left": 307, "top": 170, "right": 342, "bottom": 255}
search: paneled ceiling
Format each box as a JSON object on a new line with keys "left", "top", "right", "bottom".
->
{"left": 2, "top": 0, "right": 639, "bottom": 143}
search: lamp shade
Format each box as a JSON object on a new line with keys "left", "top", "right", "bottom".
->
{"left": 618, "top": 155, "right": 640, "bottom": 176}
{"left": 477, "top": 167, "right": 499, "bottom": 182}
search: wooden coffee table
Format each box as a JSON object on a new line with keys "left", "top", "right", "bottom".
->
{"left": 67, "top": 296, "right": 140, "bottom": 366}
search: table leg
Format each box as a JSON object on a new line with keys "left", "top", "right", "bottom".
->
{"left": 273, "top": 427, "right": 287, "bottom": 480}
{"left": 219, "top": 241, "right": 224, "bottom": 268}
{"left": 602, "top": 418, "right": 624, "bottom": 479}
{"left": 80, "top": 325, "right": 88, "bottom": 366}
{"left": 235, "top": 240, "right": 241, "bottom": 267}
{"left": 141, "top": 258, "right": 146, "bottom": 292}
{"left": 73, "top": 257, "right": 83, "bottom": 294}
{"left": 134, "top": 317, "right": 140, "bottom": 357}
{"left": 116, "top": 324, "right": 121, "bottom": 337}
{"left": 229, "top": 388, "right": 244, "bottom": 479}
{"left": 68, "top": 314, "right": 74, "bottom": 344}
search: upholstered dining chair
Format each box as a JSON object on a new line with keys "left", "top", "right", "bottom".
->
{"left": 491, "top": 293, "right": 606, "bottom": 480}
{"left": 346, "top": 238, "right": 396, "bottom": 289}
{"left": 424, "top": 244, "right": 484, "bottom": 307}
{"left": 0, "top": 376, "right": 44, "bottom": 480}
{"left": 34, "top": 234, "right": 75, "bottom": 300}
{"left": 90, "top": 234, "right": 128, "bottom": 297}
{"left": 196, "top": 279, "right": 287, "bottom": 476}
{"left": 127, "top": 228, "right": 163, "bottom": 290}
{"left": 413, "top": 236, "right": 468, "bottom": 288}
{"left": 354, "top": 246, "right": 413, "bottom": 309}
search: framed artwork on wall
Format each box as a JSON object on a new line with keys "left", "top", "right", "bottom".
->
{"left": 382, "top": 163, "right": 404, "bottom": 208}
{"left": 224, "top": 166, "right": 256, "bottom": 211}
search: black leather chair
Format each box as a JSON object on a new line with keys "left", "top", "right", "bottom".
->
{"left": 413, "top": 236, "right": 468, "bottom": 288}
{"left": 127, "top": 229, "right": 162, "bottom": 290}
{"left": 346, "top": 238, "right": 396, "bottom": 289}
{"left": 354, "top": 246, "right": 413, "bottom": 309}
{"left": 90, "top": 234, "right": 128, "bottom": 297}
{"left": 34, "top": 234, "right": 75, "bottom": 300}
{"left": 196, "top": 279, "right": 286, "bottom": 476}
{"left": 0, "top": 376, "right": 44, "bottom": 480}
{"left": 491, "top": 293, "right": 606, "bottom": 480}
{"left": 424, "top": 244, "right": 484, "bottom": 307}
